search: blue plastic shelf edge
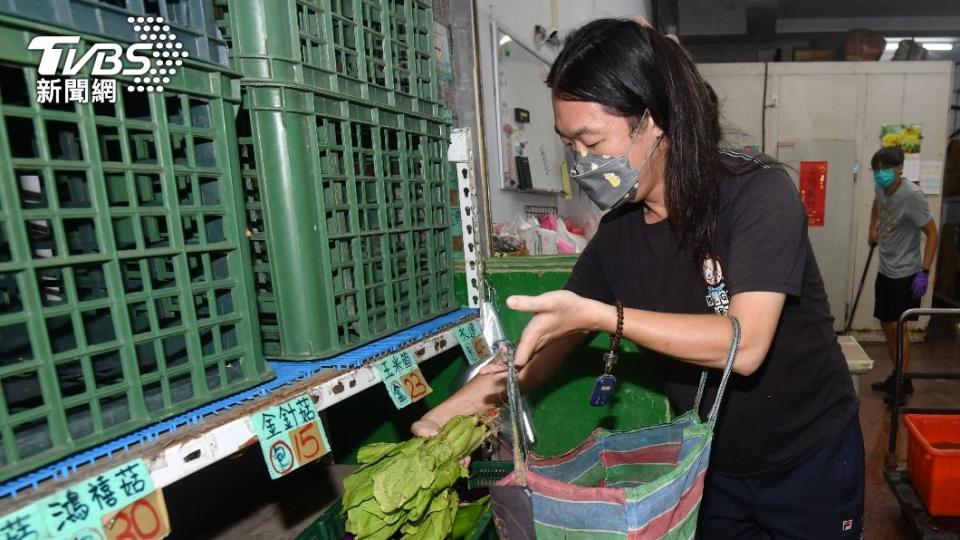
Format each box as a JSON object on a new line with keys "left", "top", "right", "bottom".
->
{"left": 0, "top": 308, "right": 478, "bottom": 501}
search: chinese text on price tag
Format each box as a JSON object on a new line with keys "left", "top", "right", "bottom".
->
{"left": 253, "top": 394, "right": 331, "bottom": 479}
{"left": 454, "top": 321, "right": 489, "bottom": 365}
{"left": 0, "top": 459, "right": 155, "bottom": 539}
{"left": 375, "top": 350, "right": 433, "bottom": 409}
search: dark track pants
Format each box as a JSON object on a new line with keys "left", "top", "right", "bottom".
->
{"left": 698, "top": 417, "right": 865, "bottom": 539}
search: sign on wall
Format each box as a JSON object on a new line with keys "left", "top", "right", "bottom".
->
{"left": 799, "top": 161, "right": 828, "bottom": 227}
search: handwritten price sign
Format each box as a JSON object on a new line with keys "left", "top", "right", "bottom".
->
{"left": 0, "top": 460, "right": 156, "bottom": 540}
{"left": 375, "top": 350, "right": 433, "bottom": 409}
{"left": 103, "top": 490, "right": 170, "bottom": 540}
{"left": 454, "top": 321, "right": 490, "bottom": 365}
{"left": 252, "top": 394, "right": 331, "bottom": 479}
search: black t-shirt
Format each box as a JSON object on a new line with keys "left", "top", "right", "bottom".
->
{"left": 565, "top": 155, "right": 858, "bottom": 477}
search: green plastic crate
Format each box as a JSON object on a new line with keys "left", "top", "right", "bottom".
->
{"left": 467, "top": 460, "right": 514, "bottom": 490}
{"left": 238, "top": 84, "right": 455, "bottom": 359}
{"left": 296, "top": 500, "right": 346, "bottom": 540}
{"left": 0, "top": 15, "right": 272, "bottom": 481}
{"left": 213, "top": 0, "right": 440, "bottom": 114}
{"left": 296, "top": 498, "right": 494, "bottom": 540}
{"left": 0, "top": 0, "right": 230, "bottom": 66}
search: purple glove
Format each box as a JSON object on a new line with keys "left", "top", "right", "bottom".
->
{"left": 911, "top": 270, "right": 929, "bottom": 299}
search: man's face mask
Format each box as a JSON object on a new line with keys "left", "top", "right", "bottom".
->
{"left": 874, "top": 167, "right": 896, "bottom": 189}
{"left": 567, "top": 117, "right": 662, "bottom": 211}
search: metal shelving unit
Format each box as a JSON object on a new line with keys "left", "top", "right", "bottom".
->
{"left": 0, "top": 307, "right": 478, "bottom": 518}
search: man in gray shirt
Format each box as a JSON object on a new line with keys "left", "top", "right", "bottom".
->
{"left": 868, "top": 147, "right": 938, "bottom": 404}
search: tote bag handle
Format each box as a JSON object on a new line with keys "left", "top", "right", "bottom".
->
{"left": 692, "top": 316, "right": 742, "bottom": 427}
{"left": 501, "top": 315, "right": 741, "bottom": 485}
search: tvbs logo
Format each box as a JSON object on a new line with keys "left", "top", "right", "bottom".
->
{"left": 29, "top": 36, "right": 153, "bottom": 76}
{"left": 26, "top": 16, "right": 188, "bottom": 104}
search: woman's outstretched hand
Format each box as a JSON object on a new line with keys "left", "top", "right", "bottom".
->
{"left": 481, "top": 290, "right": 607, "bottom": 375}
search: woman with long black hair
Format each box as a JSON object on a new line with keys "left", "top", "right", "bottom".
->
{"left": 416, "top": 18, "right": 864, "bottom": 537}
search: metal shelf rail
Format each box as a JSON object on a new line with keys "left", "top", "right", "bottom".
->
{"left": 884, "top": 307, "right": 960, "bottom": 539}
{"left": 0, "top": 307, "right": 478, "bottom": 514}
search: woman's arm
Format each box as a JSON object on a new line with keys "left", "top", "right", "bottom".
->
{"left": 412, "top": 332, "right": 586, "bottom": 435}
{"left": 485, "top": 289, "right": 784, "bottom": 378}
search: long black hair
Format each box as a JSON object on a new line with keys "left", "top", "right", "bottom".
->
{"left": 547, "top": 18, "right": 737, "bottom": 260}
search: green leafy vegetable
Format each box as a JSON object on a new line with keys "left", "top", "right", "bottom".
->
{"left": 342, "top": 415, "right": 493, "bottom": 539}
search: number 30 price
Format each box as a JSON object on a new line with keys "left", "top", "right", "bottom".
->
{"left": 104, "top": 491, "right": 170, "bottom": 540}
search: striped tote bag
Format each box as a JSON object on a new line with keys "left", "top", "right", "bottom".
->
{"left": 490, "top": 317, "right": 741, "bottom": 539}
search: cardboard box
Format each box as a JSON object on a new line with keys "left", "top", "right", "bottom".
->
{"left": 793, "top": 48, "right": 835, "bottom": 62}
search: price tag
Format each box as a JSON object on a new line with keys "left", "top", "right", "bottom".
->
{"left": 375, "top": 350, "right": 432, "bottom": 408}
{"left": 0, "top": 459, "right": 156, "bottom": 539}
{"left": 0, "top": 502, "right": 45, "bottom": 540}
{"left": 383, "top": 367, "right": 433, "bottom": 409}
{"left": 252, "top": 394, "right": 331, "bottom": 479}
{"left": 454, "top": 321, "right": 489, "bottom": 365}
{"left": 102, "top": 490, "right": 170, "bottom": 540}
{"left": 373, "top": 349, "right": 417, "bottom": 381}
{"left": 39, "top": 459, "right": 154, "bottom": 539}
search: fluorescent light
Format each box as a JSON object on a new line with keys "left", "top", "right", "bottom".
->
{"left": 499, "top": 35, "right": 512, "bottom": 46}
{"left": 884, "top": 38, "right": 955, "bottom": 52}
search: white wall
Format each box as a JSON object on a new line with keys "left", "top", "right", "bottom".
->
{"left": 483, "top": 0, "right": 651, "bottom": 60}
{"left": 700, "top": 61, "right": 955, "bottom": 336}
{"left": 477, "top": 0, "right": 651, "bottom": 225}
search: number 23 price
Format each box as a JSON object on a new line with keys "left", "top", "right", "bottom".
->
{"left": 401, "top": 370, "right": 431, "bottom": 401}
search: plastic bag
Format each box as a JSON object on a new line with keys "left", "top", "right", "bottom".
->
{"left": 537, "top": 228, "right": 558, "bottom": 255}
{"left": 554, "top": 216, "right": 587, "bottom": 254}
{"left": 495, "top": 214, "right": 543, "bottom": 255}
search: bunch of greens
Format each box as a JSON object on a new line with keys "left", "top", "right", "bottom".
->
{"left": 342, "top": 415, "right": 493, "bottom": 540}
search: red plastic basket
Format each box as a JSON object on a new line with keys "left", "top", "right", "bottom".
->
{"left": 903, "top": 414, "right": 960, "bottom": 516}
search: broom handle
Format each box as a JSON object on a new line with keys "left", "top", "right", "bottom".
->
{"left": 844, "top": 245, "right": 876, "bottom": 334}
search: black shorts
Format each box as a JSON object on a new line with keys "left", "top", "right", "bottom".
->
{"left": 874, "top": 272, "right": 920, "bottom": 323}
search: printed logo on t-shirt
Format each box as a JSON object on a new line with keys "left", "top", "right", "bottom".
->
{"left": 879, "top": 203, "right": 895, "bottom": 241}
{"left": 702, "top": 256, "right": 724, "bottom": 286}
{"left": 702, "top": 254, "right": 730, "bottom": 315}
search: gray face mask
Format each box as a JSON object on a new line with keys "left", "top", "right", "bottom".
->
{"left": 568, "top": 129, "right": 662, "bottom": 211}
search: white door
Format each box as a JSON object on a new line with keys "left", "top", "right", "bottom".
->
{"left": 777, "top": 141, "right": 858, "bottom": 331}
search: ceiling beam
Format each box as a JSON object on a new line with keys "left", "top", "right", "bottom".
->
{"left": 777, "top": 16, "right": 960, "bottom": 34}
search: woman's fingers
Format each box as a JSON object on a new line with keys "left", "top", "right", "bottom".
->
{"left": 411, "top": 418, "right": 441, "bottom": 437}
{"left": 506, "top": 293, "right": 554, "bottom": 313}
{"left": 514, "top": 324, "right": 546, "bottom": 368}
{"left": 479, "top": 361, "right": 507, "bottom": 375}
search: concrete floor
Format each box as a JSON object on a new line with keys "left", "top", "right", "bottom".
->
{"left": 859, "top": 317, "right": 960, "bottom": 539}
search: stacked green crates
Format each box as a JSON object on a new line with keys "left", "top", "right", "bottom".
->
{"left": 0, "top": 0, "right": 230, "bottom": 66}
{"left": 213, "top": 0, "right": 440, "bottom": 114}
{"left": 0, "top": 15, "right": 272, "bottom": 481}
{"left": 215, "top": 0, "right": 456, "bottom": 359}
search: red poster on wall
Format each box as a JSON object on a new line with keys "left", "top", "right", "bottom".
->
{"left": 798, "top": 161, "right": 828, "bottom": 226}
